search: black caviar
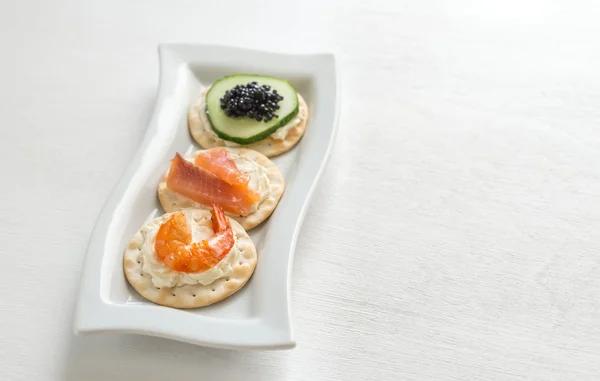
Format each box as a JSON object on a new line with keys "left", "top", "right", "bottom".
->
{"left": 220, "top": 82, "right": 284, "bottom": 122}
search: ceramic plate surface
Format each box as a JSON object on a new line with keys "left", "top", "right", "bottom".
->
{"left": 73, "top": 44, "right": 339, "bottom": 350}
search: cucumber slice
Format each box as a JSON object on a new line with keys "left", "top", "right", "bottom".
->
{"left": 205, "top": 74, "right": 299, "bottom": 144}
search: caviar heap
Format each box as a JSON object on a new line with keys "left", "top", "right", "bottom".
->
{"left": 220, "top": 82, "right": 285, "bottom": 122}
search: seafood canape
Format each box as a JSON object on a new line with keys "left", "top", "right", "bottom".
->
{"left": 158, "top": 147, "right": 284, "bottom": 230}
{"left": 189, "top": 74, "right": 309, "bottom": 157}
{"left": 123, "top": 205, "right": 257, "bottom": 308}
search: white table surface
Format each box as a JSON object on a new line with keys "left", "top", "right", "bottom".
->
{"left": 2, "top": 0, "right": 600, "bottom": 380}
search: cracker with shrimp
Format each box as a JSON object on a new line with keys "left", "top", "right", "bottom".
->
{"left": 158, "top": 147, "right": 284, "bottom": 230}
{"left": 124, "top": 208, "right": 257, "bottom": 309}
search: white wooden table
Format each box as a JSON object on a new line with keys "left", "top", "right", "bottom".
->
{"left": 2, "top": 1, "right": 600, "bottom": 379}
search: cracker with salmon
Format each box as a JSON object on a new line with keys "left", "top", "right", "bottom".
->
{"left": 158, "top": 148, "right": 284, "bottom": 230}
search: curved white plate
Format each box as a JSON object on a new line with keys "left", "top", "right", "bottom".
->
{"left": 73, "top": 44, "right": 339, "bottom": 350}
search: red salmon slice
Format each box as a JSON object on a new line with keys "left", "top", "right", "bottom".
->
{"left": 195, "top": 148, "right": 248, "bottom": 187}
{"left": 166, "top": 153, "right": 255, "bottom": 216}
{"left": 194, "top": 149, "right": 260, "bottom": 204}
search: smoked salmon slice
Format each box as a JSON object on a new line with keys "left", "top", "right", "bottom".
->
{"left": 166, "top": 153, "right": 256, "bottom": 216}
{"left": 194, "top": 149, "right": 260, "bottom": 203}
{"left": 194, "top": 148, "right": 249, "bottom": 188}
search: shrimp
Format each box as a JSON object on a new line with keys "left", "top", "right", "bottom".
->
{"left": 154, "top": 204, "right": 235, "bottom": 273}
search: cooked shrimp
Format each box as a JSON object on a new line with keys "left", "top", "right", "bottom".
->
{"left": 154, "top": 205, "right": 235, "bottom": 273}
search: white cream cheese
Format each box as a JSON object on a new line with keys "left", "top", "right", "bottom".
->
{"left": 139, "top": 210, "right": 239, "bottom": 288}
{"left": 200, "top": 90, "right": 304, "bottom": 143}
{"left": 269, "top": 107, "right": 305, "bottom": 140}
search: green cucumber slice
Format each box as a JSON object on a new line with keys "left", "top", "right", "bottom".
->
{"left": 205, "top": 74, "right": 299, "bottom": 144}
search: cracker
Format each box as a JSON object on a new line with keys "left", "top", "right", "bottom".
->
{"left": 158, "top": 147, "right": 284, "bottom": 230}
{"left": 188, "top": 88, "right": 309, "bottom": 157}
{"left": 123, "top": 209, "right": 257, "bottom": 309}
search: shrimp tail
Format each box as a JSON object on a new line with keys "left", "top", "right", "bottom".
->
{"left": 210, "top": 203, "right": 230, "bottom": 233}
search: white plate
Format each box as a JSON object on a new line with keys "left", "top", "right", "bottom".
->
{"left": 73, "top": 44, "right": 339, "bottom": 350}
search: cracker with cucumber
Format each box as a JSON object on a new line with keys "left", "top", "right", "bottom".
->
{"left": 188, "top": 74, "right": 309, "bottom": 157}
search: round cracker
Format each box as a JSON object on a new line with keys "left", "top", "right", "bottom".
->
{"left": 123, "top": 209, "right": 257, "bottom": 309}
{"left": 188, "top": 88, "right": 309, "bottom": 157}
{"left": 158, "top": 147, "right": 284, "bottom": 230}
